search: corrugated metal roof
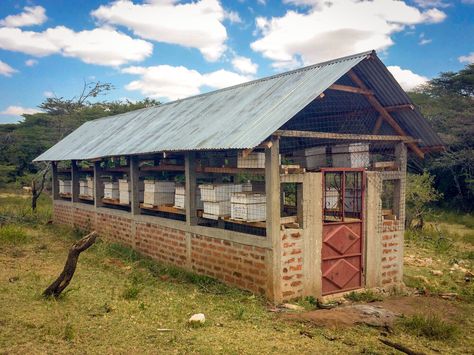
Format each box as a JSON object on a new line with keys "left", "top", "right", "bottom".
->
{"left": 34, "top": 50, "right": 442, "bottom": 162}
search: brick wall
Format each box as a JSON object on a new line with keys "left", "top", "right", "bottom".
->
{"left": 381, "top": 220, "right": 403, "bottom": 286}
{"left": 280, "top": 228, "right": 304, "bottom": 301}
{"left": 136, "top": 223, "right": 187, "bottom": 267}
{"left": 53, "top": 201, "right": 269, "bottom": 297}
{"left": 191, "top": 235, "right": 267, "bottom": 295}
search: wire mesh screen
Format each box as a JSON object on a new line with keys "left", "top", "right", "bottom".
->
{"left": 196, "top": 150, "right": 266, "bottom": 236}
{"left": 323, "top": 170, "right": 364, "bottom": 223}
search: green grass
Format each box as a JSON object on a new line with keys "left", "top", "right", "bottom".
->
{"left": 426, "top": 209, "right": 474, "bottom": 230}
{"left": 1, "top": 189, "right": 474, "bottom": 354}
{"left": 398, "top": 314, "right": 459, "bottom": 340}
{"left": 0, "top": 224, "right": 30, "bottom": 245}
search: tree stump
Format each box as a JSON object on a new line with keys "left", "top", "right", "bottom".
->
{"left": 43, "top": 231, "right": 97, "bottom": 298}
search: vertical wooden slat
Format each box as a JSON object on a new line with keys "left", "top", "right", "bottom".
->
{"left": 130, "top": 156, "right": 141, "bottom": 215}
{"left": 51, "top": 161, "right": 59, "bottom": 200}
{"left": 265, "top": 137, "right": 281, "bottom": 302}
{"left": 185, "top": 152, "right": 197, "bottom": 226}
{"left": 71, "top": 160, "right": 79, "bottom": 202}
{"left": 93, "top": 161, "right": 104, "bottom": 208}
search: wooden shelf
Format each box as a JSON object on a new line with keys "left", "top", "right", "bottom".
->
{"left": 102, "top": 198, "right": 130, "bottom": 206}
{"left": 59, "top": 192, "right": 71, "bottom": 198}
{"left": 79, "top": 194, "right": 94, "bottom": 201}
{"left": 140, "top": 165, "right": 185, "bottom": 172}
{"left": 200, "top": 166, "right": 265, "bottom": 175}
{"left": 140, "top": 203, "right": 185, "bottom": 215}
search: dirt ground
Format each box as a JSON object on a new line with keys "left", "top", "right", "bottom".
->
{"left": 283, "top": 295, "right": 461, "bottom": 328}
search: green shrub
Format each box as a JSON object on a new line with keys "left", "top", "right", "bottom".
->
{"left": 398, "top": 314, "right": 458, "bottom": 340}
{"left": 0, "top": 225, "right": 29, "bottom": 244}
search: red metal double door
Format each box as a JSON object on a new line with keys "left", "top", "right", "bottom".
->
{"left": 321, "top": 169, "right": 365, "bottom": 295}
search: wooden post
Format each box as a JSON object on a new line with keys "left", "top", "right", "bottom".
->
{"left": 130, "top": 156, "right": 141, "bottom": 215}
{"left": 265, "top": 137, "right": 281, "bottom": 302}
{"left": 71, "top": 160, "right": 79, "bottom": 202}
{"left": 51, "top": 161, "right": 59, "bottom": 200}
{"left": 93, "top": 161, "right": 104, "bottom": 208}
{"left": 185, "top": 152, "right": 197, "bottom": 226}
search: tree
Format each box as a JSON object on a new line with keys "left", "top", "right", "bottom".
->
{"left": 409, "top": 63, "right": 474, "bottom": 211}
{"left": 405, "top": 171, "right": 442, "bottom": 229}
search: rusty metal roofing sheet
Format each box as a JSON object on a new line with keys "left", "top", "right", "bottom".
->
{"left": 34, "top": 50, "right": 442, "bottom": 162}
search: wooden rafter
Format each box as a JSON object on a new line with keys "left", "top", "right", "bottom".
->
{"left": 328, "top": 84, "right": 373, "bottom": 95}
{"left": 274, "top": 130, "right": 419, "bottom": 143}
{"left": 346, "top": 70, "right": 424, "bottom": 158}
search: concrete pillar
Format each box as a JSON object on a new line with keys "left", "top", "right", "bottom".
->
{"left": 51, "top": 161, "right": 59, "bottom": 200}
{"left": 71, "top": 160, "right": 79, "bottom": 202}
{"left": 302, "top": 172, "right": 323, "bottom": 298}
{"left": 93, "top": 161, "right": 104, "bottom": 208}
{"left": 365, "top": 171, "right": 382, "bottom": 288}
{"left": 265, "top": 137, "right": 281, "bottom": 302}
{"left": 185, "top": 152, "right": 197, "bottom": 226}
{"left": 130, "top": 156, "right": 141, "bottom": 215}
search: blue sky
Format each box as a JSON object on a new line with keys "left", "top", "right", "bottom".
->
{"left": 0, "top": 0, "right": 473, "bottom": 123}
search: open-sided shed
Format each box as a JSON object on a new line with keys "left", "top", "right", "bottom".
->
{"left": 35, "top": 50, "right": 442, "bottom": 302}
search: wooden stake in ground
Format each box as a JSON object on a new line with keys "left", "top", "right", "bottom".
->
{"left": 43, "top": 231, "right": 97, "bottom": 298}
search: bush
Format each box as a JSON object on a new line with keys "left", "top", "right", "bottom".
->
{"left": 398, "top": 314, "right": 458, "bottom": 340}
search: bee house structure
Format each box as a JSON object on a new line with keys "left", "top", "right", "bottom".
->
{"left": 35, "top": 51, "right": 443, "bottom": 302}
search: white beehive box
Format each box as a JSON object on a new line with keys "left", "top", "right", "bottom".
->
{"left": 173, "top": 185, "right": 203, "bottom": 209}
{"left": 332, "top": 143, "right": 370, "bottom": 168}
{"left": 293, "top": 146, "right": 328, "bottom": 170}
{"left": 59, "top": 180, "right": 71, "bottom": 194}
{"left": 144, "top": 180, "right": 176, "bottom": 193}
{"left": 104, "top": 182, "right": 119, "bottom": 200}
{"left": 237, "top": 152, "right": 265, "bottom": 169}
{"left": 118, "top": 179, "right": 144, "bottom": 205}
{"left": 79, "top": 180, "right": 88, "bottom": 196}
{"left": 87, "top": 176, "right": 94, "bottom": 196}
{"left": 199, "top": 184, "right": 242, "bottom": 202}
{"left": 203, "top": 201, "right": 231, "bottom": 217}
{"left": 231, "top": 192, "right": 266, "bottom": 222}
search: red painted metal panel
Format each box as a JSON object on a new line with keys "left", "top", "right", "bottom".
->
{"left": 322, "top": 170, "right": 365, "bottom": 295}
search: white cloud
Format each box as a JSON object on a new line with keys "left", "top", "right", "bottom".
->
{"left": 92, "top": 0, "right": 227, "bottom": 61}
{"left": 418, "top": 32, "right": 432, "bottom": 45}
{"left": 0, "top": 105, "right": 42, "bottom": 118}
{"left": 25, "top": 59, "right": 38, "bottom": 66}
{"left": 388, "top": 66, "right": 428, "bottom": 91}
{"left": 413, "top": 0, "right": 450, "bottom": 8}
{"left": 0, "top": 26, "right": 153, "bottom": 66}
{"left": 0, "top": 60, "right": 17, "bottom": 77}
{"left": 0, "top": 6, "right": 47, "bottom": 28}
{"left": 251, "top": 0, "right": 447, "bottom": 68}
{"left": 459, "top": 52, "right": 474, "bottom": 64}
{"left": 225, "top": 10, "right": 243, "bottom": 24}
{"left": 43, "top": 91, "right": 54, "bottom": 98}
{"left": 122, "top": 65, "right": 252, "bottom": 100}
{"left": 232, "top": 56, "right": 258, "bottom": 74}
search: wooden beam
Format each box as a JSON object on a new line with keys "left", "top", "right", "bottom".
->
{"left": 385, "top": 104, "right": 414, "bottom": 112}
{"left": 130, "top": 156, "right": 141, "bottom": 216}
{"left": 93, "top": 161, "right": 104, "bottom": 208}
{"left": 185, "top": 152, "right": 197, "bottom": 226}
{"left": 51, "top": 162, "right": 59, "bottom": 200}
{"left": 328, "top": 84, "right": 373, "bottom": 95}
{"left": 265, "top": 136, "right": 281, "bottom": 302}
{"left": 372, "top": 115, "right": 384, "bottom": 134}
{"left": 71, "top": 160, "right": 80, "bottom": 203}
{"left": 347, "top": 70, "right": 424, "bottom": 158}
{"left": 274, "top": 129, "right": 419, "bottom": 143}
